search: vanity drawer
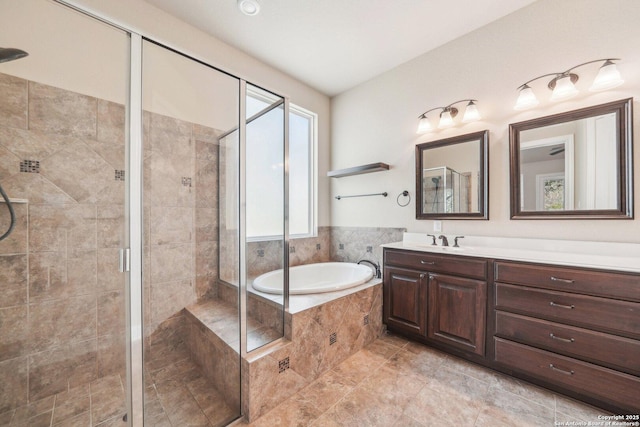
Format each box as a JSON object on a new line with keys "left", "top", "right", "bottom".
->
{"left": 495, "top": 283, "right": 640, "bottom": 339}
{"left": 495, "top": 311, "right": 640, "bottom": 375}
{"left": 495, "top": 261, "right": 640, "bottom": 302}
{"left": 494, "top": 338, "right": 640, "bottom": 412}
{"left": 384, "top": 249, "right": 487, "bottom": 279}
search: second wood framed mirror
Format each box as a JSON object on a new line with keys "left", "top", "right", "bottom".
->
{"left": 509, "top": 98, "right": 633, "bottom": 219}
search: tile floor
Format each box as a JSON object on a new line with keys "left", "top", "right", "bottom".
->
{"left": 234, "top": 332, "right": 611, "bottom": 427}
{"left": 143, "top": 357, "right": 237, "bottom": 427}
{"left": 1, "top": 331, "right": 611, "bottom": 427}
{"left": 0, "top": 374, "right": 127, "bottom": 427}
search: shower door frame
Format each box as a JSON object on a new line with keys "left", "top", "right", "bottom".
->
{"left": 52, "top": 1, "right": 290, "bottom": 425}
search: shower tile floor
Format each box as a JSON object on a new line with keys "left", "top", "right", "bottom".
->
{"left": 0, "top": 374, "right": 127, "bottom": 427}
{"left": 0, "top": 348, "right": 236, "bottom": 427}
{"left": 234, "top": 332, "right": 611, "bottom": 427}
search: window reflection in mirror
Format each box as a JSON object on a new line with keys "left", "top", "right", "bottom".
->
{"left": 416, "top": 130, "right": 489, "bottom": 219}
{"left": 509, "top": 98, "right": 633, "bottom": 219}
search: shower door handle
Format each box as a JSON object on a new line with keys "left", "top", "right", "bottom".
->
{"left": 119, "top": 248, "right": 131, "bottom": 273}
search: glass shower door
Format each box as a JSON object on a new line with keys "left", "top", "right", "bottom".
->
{"left": 0, "top": 2, "right": 130, "bottom": 425}
{"left": 244, "top": 84, "right": 288, "bottom": 352}
{"left": 141, "top": 40, "right": 241, "bottom": 426}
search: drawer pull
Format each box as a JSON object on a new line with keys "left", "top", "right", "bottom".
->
{"left": 549, "top": 364, "right": 574, "bottom": 375}
{"left": 549, "top": 301, "right": 575, "bottom": 309}
{"left": 550, "top": 276, "right": 575, "bottom": 284}
{"left": 420, "top": 260, "right": 435, "bottom": 265}
{"left": 549, "top": 333, "right": 575, "bottom": 343}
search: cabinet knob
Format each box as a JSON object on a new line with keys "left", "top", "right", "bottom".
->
{"left": 420, "top": 260, "right": 435, "bottom": 265}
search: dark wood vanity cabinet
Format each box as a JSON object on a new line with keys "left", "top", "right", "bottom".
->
{"left": 383, "top": 248, "right": 640, "bottom": 413}
{"left": 383, "top": 266, "right": 427, "bottom": 336}
{"left": 428, "top": 273, "right": 486, "bottom": 356}
{"left": 493, "top": 261, "right": 640, "bottom": 413}
{"left": 383, "top": 249, "right": 488, "bottom": 357}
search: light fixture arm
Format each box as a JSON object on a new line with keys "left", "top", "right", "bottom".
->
{"left": 517, "top": 73, "right": 562, "bottom": 90}
{"left": 516, "top": 58, "right": 621, "bottom": 90}
{"left": 418, "top": 107, "right": 445, "bottom": 119}
{"left": 444, "top": 99, "right": 477, "bottom": 109}
{"left": 563, "top": 58, "right": 620, "bottom": 75}
{"left": 418, "top": 99, "right": 477, "bottom": 118}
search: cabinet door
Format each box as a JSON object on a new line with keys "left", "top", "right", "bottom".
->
{"left": 383, "top": 267, "right": 427, "bottom": 337}
{"left": 428, "top": 273, "right": 487, "bottom": 355}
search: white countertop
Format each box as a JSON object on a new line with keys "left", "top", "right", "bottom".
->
{"left": 382, "top": 233, "right": 640, "bottom": 273}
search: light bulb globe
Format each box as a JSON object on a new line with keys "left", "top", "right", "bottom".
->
{"left": 438, "top": 110, "right": 455, "bottom": 129}
{"left": 551, "top": 75, "right": 579, "bottom": 102}
{"left": 514, "top": 85, "right": 539, "bottom": 110}
{"left": 462, "top": 102, "right": 481, "bottom": 123}
{"left": 590, "top": 61, "right": 624, "bottom": 91}
{"left": 416, "top": 116, "right": 432, "bottom": 134}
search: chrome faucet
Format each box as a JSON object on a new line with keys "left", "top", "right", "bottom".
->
{"left": 438, "top": 235, "right": 449, "bottom": 247}
{"left": 357, "top": 259, "right": 381, "bottom": 278}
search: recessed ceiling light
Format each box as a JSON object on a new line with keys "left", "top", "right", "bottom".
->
{"left": 238, "top": 0, "right": 260, "bottom": 16}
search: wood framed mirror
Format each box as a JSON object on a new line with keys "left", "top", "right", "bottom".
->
{"left": 509, "top": 98, "right": 633, "bottom": 219}
{"left": 416, "top": 130, "right": 489, "bottom": 220}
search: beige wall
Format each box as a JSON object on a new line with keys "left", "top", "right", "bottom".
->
{"left": 0, "top": 0, "right": 332, "bottom": 227}
{"left": 330, "top": 0, "right": 640, "bottom": 243}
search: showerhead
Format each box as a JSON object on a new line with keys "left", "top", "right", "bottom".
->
{"left": 431, "top": 177, "right": 441, "bottom": 184}
{"left": 0, "top": 47, "right": 29, "bottom": 63}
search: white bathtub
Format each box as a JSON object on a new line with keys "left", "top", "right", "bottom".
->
{"left": 252, "top": 262, "right": 374, "bottom": 295}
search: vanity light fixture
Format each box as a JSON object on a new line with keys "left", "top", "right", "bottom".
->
{"left": 514, "top": 58, "right": 623, "bottom": 110}
{"left": 416, "top": 99, "right": 481, "bottom": 134}
{"left": 238, "top": 0, "right": 260, "bottom": 16}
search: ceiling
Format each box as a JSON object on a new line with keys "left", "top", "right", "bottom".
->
{"left": 145, "top": 0, "right": 536, "bottom": 97}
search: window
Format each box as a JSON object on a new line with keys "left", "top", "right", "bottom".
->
{"left": 246, "top": 88, "right": 316, "bottom": 239}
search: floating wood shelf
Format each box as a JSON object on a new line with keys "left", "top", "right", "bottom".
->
{"left": 327, "top": 162, "right": 389, "bottom": 178}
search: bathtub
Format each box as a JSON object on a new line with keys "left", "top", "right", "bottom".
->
{"left": 252, "top": 262, "right": 374, "bottom": 295}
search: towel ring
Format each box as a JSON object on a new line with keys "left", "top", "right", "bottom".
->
{"left": 397, "top": 190, "right": 411, "bottom": 207}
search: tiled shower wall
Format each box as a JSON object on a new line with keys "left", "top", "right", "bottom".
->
{"left": 0, "top": 72, "right": 222, "bottom": 413}
{"left": 142, "top": 110, "right": 221, "bottom": 335}
{"left": 0, "top": 72, "right": 127, "bottom": 413}
{"left": 142, "top": 107, "right": 222, "bottom": 368}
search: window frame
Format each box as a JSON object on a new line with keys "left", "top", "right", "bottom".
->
{"left": 245, "top": 89, "right": 317, "bottom": 241}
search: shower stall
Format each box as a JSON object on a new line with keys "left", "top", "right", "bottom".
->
{"left": 0, "top": 1, "right": 288, "bottom": 425}
{"left": 422, "top": 166, "right": 471, "bottom": 214}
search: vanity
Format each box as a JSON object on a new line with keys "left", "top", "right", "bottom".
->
{"left": 401, "top": 97, "right": 638, "bottom": 412}
{"left": 382, "top": 234, "right": 640, "bottom": 414}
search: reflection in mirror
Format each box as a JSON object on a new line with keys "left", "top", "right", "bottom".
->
{"left": 416, "top": 130, "right": 489, "bottom": 219}
{"left": 510, "top": 98, "right": 633, "bottom": 219}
